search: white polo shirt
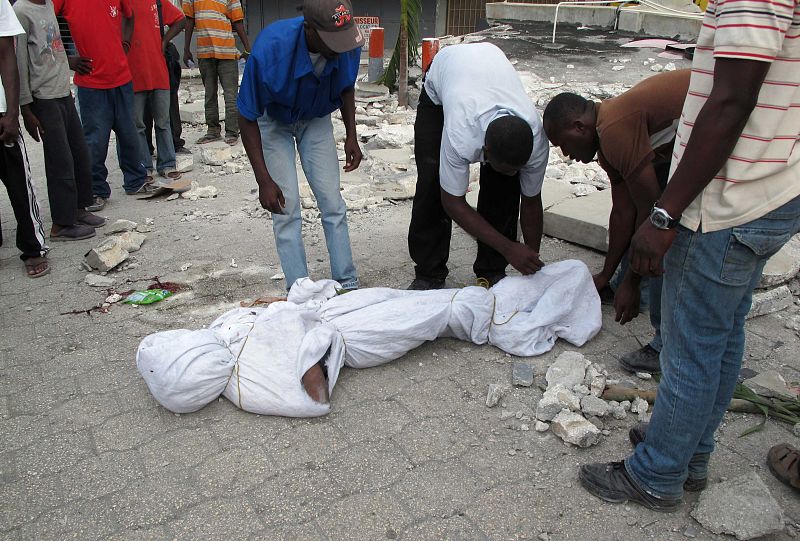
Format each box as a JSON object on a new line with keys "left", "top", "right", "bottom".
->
{"left": 423, "top": 43, "right": 549, "bottom": 198}
{"left": 670, "top": 0, "right": 800, "bottom": 232}
{"left": 0, "top": 0, "right": 24, "bottom": 114}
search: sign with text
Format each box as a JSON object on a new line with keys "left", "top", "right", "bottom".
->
{"left": 355, "top": 16, "right": 380, "bottom": 49}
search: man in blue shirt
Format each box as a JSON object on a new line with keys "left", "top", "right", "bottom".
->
{"left": 238, "top": 0, "right": 364, "bottom": 291}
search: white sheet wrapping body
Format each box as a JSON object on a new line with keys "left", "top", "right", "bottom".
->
{"left": 136, "top": 259, "right": 601, "bottom": 417}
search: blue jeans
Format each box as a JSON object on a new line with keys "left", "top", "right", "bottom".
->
{"left": 134, "top": 89, "right": 176, "bottom": 175}
{"left": 612, "top": 252, "right": 663, "bottom": 352}
{"left": 626, "top": 195, "right": 800, "bottom": 499}
{"left": 77, "top": 83, "right": 148, "bottom": 197}
{"left": 258, "top": 114, "right": 358, "bottom": 290}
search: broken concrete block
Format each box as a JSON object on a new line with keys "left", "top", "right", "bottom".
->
{"left": 551, "top": 410, "right": 601, "bottom": 448}
{"left": 584, "top": 364, "right": 606, "bottom": 397}
{"left": 743, "top": 370, "right": 798, "bottom": 400}
{"left": 691, "top": 472, "right": 784, "bottom": 540}
{"left": 631, "top": 397, "right": 649, "bottom": 415}
{"left": 759, "top": 235, "right": 800, "bottom": 288}
{"left": 366, "top": 124, "right": 414, "bottom": 149}
{"left": 84, "top": 273, "right": 115, "bottom": 287}
{"left": 84, "top": 238, "right": 129, "bottom": 272}
{"left": 572, "top": 384, "right": 590, "bottom": 396}
{"left": 486, "top": 384, "right": 507, "bottom": 408}
{"left": 181, "top": 182, "right": 219, "bottom": 200}
{"left": 609, "top": 401, "right": 627, "bottom": 420}
{"left": 223, "top": 162, "right": 243, "bottom": 175}
{"left": 536, "top": 384, "right": 581, "bottom": 422}
{"left": 543, "top": 188, "right": 612, "bottom": 251}
{"left": 175, "top": 154, "right": 194, "bottom": 173}
{"left": 198, "top": 142, "right": 232, "bottom": 166}
{"left": 116, "top": 232, "right": 146, "bottom": 253}
{"left": 580, "top": 395, "right": 610, "bottom": 417}
{"left": 368, "top": 148, "right": 413, "bottom": 165}
{"left": 105, "top": 219, "right": 137, "bottom": 234}
{"left": 512, "top": 362, "right": 534, "bottom": 387}
{"left": 545, "top": 351, "right": 589, "bottom": 390}
{"left": 747, "top": 285, "right": 793, "bottom": 319}
{"left": 179, "top": 99, "right": 224, "bottom": 124}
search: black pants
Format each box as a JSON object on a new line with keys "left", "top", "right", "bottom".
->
{"left": 144, "top": 44, "right": 184, "bottom": 153}
{"left": 31, "top": 95, "right": 93, "bottom": 225}
{"left": 408, "top": 88, "right": 521, "bottom": 280}
{"left": 0, "top": 131, "right": 48, "bottom": 260}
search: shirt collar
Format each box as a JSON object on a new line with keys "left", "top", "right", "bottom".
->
{"left": 293, "top": 23, "right": 338, "bottom": 80}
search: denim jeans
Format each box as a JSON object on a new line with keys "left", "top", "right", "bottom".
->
{"left": 612, "top": 251, "right": 663, "bottom": 352}
{"left": 626, "top": 195, "right": 800, "bottom": 499}
{"left": 258, "top": 114, "right": 358, "bottom": 290}
{"left": 77, "top": 82, "right": 148, "bottom": 197}
{"left": 134, "top": 89, "right": 176, "bottom": 174}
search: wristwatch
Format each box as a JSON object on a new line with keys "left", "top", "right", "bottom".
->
{"left": 649, "top": 203, "right": 681, "bottom": 230}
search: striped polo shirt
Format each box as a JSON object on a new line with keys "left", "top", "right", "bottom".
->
{"left": 182, "top": 0, "right": 243, "bottom": 60}
{"left": 670, "top": 0, "right": 800, "bottom": 232}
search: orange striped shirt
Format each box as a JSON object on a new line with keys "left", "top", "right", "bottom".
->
{"left": 182, "top": 0, "right": 243, "bottom": 59}
{"left": 670, "top": 0, "right": 800, "bottom": 232}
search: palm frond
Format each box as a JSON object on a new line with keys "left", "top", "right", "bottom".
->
{"left": 377, "top": 0, "right": 422, "bottom": 90}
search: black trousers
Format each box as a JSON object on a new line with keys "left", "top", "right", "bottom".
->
{"left": 0, "top": 131, "right": 48, "bottom": 259}
{"left": 30, "top": 95, "right": 93, "bottom": 225}
{"left": 144, "top": 44, "right": 185, "bottom": 153}
{"left": 408, "top": 88, "right": 521, "bottom": 281}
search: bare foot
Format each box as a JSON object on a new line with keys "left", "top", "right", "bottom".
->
{"left": 301, "top": 362, "right": 329, "bottom": 404}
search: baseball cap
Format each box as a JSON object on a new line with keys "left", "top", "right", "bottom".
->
{"left": 303, "top": 0, "right": 365, "bottom": 53}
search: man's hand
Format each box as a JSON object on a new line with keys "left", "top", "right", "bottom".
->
{"left": 68, "top": 56, "right": 92, "bottom": 75}
{"left": 503, "top": 243, "right": 544, "bottom": 275}
{"left": 592, "top": 272, "right": 610, "bottom": 293}
{"left": 630, "top": 220, "right": 677, "bottom": 277}
{"left": 21, "top": 107, "right": 44, "bottom": 142}
{"left": 184, "top": 49, "right": 194, "bottom": 67}
{"left": 613, "top": 275, "right": 641, "bottom": 324}
{"left": 258, "top": 179, "right": 286, "bottom": 214}
{"left": 0, "top": 114, "right": 20, "bottom": 146}
{"left": 343, "top": 135, "right": 362, "bottom": 172}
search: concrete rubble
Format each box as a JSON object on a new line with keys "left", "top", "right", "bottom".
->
{"left": 486, "top": 383, "right": 508, "bottom": 408}
{"left": 84, "top": 273, "right": 115, "bottom": 287}
{"left": 550, "top": 410, "right": 601, "bottom": 448}
{"left": 748, "top": 286, "right": 794, "bottom": 319}
{"left": 545, "top": 351, "right": 589, "bottom": 389}
{"left": 512, "top": 362, "right": 534, "bottom": 387}
{"left": 105, "top": 219, "right": 137, "bottom": 234}
{"left": 743, "top": 370, "right": 799, "bottom": 400}
{"left": 691, "top": 473, "right": 784, "bottom": 540}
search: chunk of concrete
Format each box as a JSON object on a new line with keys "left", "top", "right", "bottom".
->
{"left": 198, "top": 142, "right": 232, "bottom": 166}
{"left": 543, "top": 188, "right": 612, "bottom": 252}
{"left": 175, "top": 154, "right": 194, "bottom": 173}
{"left": 486, "top": 384, "right": 507, "bottom": 408}
{"left": 550, "top": 410, "right": 601, "bottom": 448}
{"left": 743, "top": 370, "right": 798, "bottom": 400}
{"left": 759, "top": 235, "right": 800, "bottom": 288}
{"left": 181, "top": 182, "right": 219, "bottom": 200}
{"left": 747, "top": 285, "right": 793, "bottom": 319}
{"left": 545, "top": 351, "right": 589, "bottom": 390}
{"left": 512, "top": 362, "right": 534, "bottom": 387}
{"left": 179, "top": 100, "right": 224, "bottom": 124}
{"left": 536, "top": 384, "right": 581, "bottom": 421}
{"left": 691, "top": 472, "right": 784, "bottom": 540}
{"left": 84, "top": 238, "right": 129, "bottom": 272}
{"left": 117, "top": 231, "right": 146, "bottom": 253}
{"left": 366, "top": 125, "right": 414, "bottom": 149}
{"left": 368, "top": 148, "right": 413, "bottom": 165}
{"left": 105, "top": 219, "right": 137, "bottom": 234}
{"left": 84, "top": 274, "right": 115, "bottom": 287}
{"left": 580, "top": 395, "right": 610, "bottom": 417}
{"left": 584, "top": 364, "right": 606, "bottom": 397}
{"left": 541, "top": 179, "right": 576, "bottom": 211}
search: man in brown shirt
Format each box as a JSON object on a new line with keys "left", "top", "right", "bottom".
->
{"left": 543, "top": 69, "right": 690, "bottom": 374}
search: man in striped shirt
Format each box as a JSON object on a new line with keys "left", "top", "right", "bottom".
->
{"left": 183, "top": 0, "right": 251, "bottom": 145}
{"left": 580, "top": 0, "right": 800, "bottom": 510}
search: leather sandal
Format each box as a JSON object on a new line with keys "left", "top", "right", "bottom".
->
{"left": 767, "top": 443, "right": 800, "bottom": 492}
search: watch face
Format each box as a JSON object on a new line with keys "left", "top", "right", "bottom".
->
{"left": 651, "top": 210, "right": 669, "bottom": 229}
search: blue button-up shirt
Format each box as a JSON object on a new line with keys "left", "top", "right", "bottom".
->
{"left": 237, "top": 16, "right": 361, "bottom": 124}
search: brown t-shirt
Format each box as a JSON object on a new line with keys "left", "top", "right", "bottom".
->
{"left": 596, "top": 69, "right": 691, "bottom": 184}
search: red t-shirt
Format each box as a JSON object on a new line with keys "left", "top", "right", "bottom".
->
{"left": 52, "top": 0, "right": 133, "bottom": 89}
{"left": 128, "top": 0, "right": 183, "bottom": 92}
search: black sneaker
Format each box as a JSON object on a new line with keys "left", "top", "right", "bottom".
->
{"left": 407, "top": 277, "right": 445, "bottom": 290}
{"left": 628, "top": 423, "right": 707, "bottom": 492}
{"left": 579, "top": 461, "right": 682, "bottom": 512}
{"left": 619, "top": 344, "right": 661, "bottom": 374}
